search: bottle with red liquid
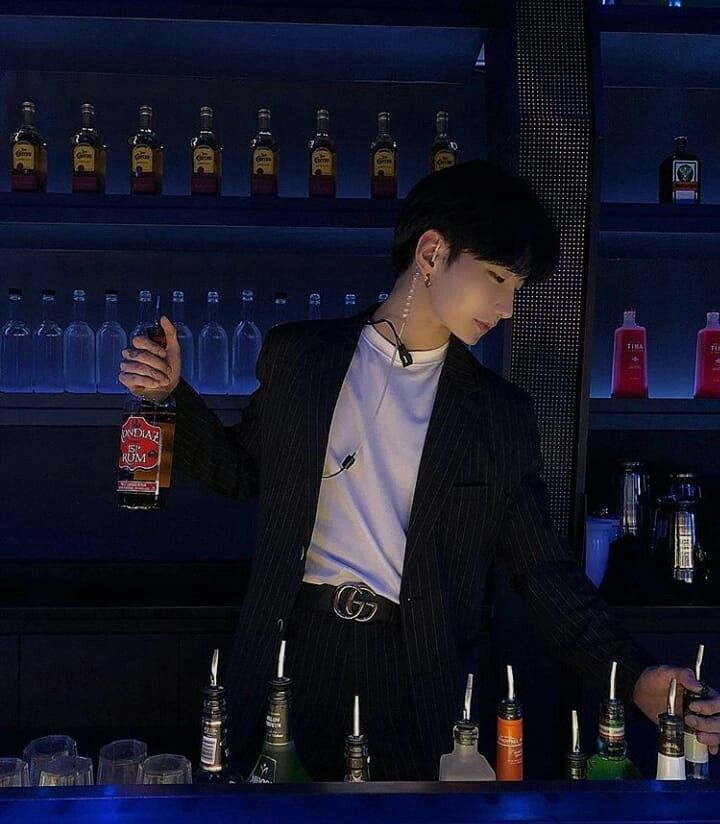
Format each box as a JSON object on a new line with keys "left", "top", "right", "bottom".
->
{"left": 611, "top": 310, "right": 648, "bottom": 399}
{"left": 693, "top": 312, "right": 720, "bottom": 399}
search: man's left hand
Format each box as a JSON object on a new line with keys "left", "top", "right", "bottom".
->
{"left": 633, "top": 665, "right": 720, "bottom": 755}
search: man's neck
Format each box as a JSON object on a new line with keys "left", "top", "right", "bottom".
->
{"left": 369, "top": 279, "right": 451, "bottom": 351}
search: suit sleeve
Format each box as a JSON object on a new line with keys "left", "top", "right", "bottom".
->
{"left": 170, "top": 324, "right": 280, "bottom": 501}
{"left": 493, "top": 390, "right": 657, "bottom": 710}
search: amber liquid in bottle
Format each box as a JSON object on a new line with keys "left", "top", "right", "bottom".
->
{"left": 250, "top": 108, "right": 279, "bottom": 196}
{"left": 190, "top": 106, "right": 222, "bottom": 195}
{"left": 430, "top": 111, "right": 458, "bottom": 173}
{"left": 10, "top": 101, "right": 47, "bottom": 192}
{"left": 129, "top": 105, "right": 163, "bottom": 194}
{"left": 370, "top": 111, "right": 397, "bottom": 199}
{"left": 71, "top": 103, "right": 107, "bottom": 193}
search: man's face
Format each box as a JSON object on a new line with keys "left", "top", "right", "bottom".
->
{"left": 431, "top": 253, "right": 525, "bottom": 346}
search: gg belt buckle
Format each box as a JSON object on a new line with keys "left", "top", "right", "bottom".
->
{"left": 332, "top": 582, "right": 379, "bottom": 623}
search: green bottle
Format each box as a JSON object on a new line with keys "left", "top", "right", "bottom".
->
{"left": 248, "top": 641, "right": 312, "bottom": 783}
{"left": 587, "top": 661, "right": 643, "bottom": 780}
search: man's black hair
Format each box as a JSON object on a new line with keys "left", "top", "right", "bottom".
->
{"left": 391, "top": 159, "right": 560, "bottom": 284}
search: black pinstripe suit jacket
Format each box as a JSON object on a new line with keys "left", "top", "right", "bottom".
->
{"left": 172, "top": 300, "right": 654, "bottom": 771}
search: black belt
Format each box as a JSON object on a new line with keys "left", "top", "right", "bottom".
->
{"left": 296, "top": 582, "right": 398, "bottom": 624}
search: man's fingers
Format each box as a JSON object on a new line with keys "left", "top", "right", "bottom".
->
{"left": 675, "top": 667, "right": 704, "bottom": 695}
{"left": 122, "top": 348, "right": 172, "bottom": 378}
{"left": 120, "top": 361, "right": 168, "bottom": 383}
{"left": 686, "top": 714, "right": 720, "bottom": 734}
{"left": 688, "top": 695, "right": 720, "bottom": 716}
{"left": 131, "top": 334, "right": 167, "bottom": 359}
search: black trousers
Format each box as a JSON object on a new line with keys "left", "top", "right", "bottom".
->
{"left": 277, "top": 598, "right": 439, "bottom": 781}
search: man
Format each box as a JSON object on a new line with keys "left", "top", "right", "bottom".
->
{"left": 120, "top": 160, "right": 719, "bottom": 780}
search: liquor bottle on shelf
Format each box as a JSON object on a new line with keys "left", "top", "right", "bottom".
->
{"left": 117, "top": 295, "right": 176, "bottom": 510}
{"left": 693, "top": 312, "right": 720, "bottom": 399}
{"left": 684, "top": 644, "right": 710, "bottom": 779}
{"left": 248, "top": 641, "right": 312, "bottom": 783}
{"left": 308, "top": 109, "right": 336, "bottom": 198}
{"left": 230, "top": 289, "right": 262, "bottom": 395}
{"left": 439, "top": 673, "right": 496, "bottom": 781}
{"left": 370, "top": 111, "right": 397, "bottom": 199}
{"left": 96, "top": 289, "right": 127, "bottom": 394}
{"left": 377, "top": 292, "right": 389, "bottom": 303}
{"left": 344, "top": 695, "right": 370, "bottom": 782}
{"left": 129, "top": 105, "right": 163, "bottom": 194}
{"left": 33, "top": 289, "right": 64, "bottom": 394}
{"left": 665, "top": 0, "right": 684, "bottom": 7}
{"left": 587, "top": 661, "right": 643, "bottom": 779}
{"left": 271, "top": 291, "right": 288, "bottom": 329}
{"left": 565, "top": 709, "right": 588, "bottom": 779}
{"left": 656, "top": 677, "right": 685, "bottom": 780}
{"left": 71, "top": 103, "right": 107, "bottom": 193}
{"left": 197, "top": 291, "right": 229, "bottom": 394}
{"left": 190, "top": 107, "right": 222, "bottom": 196}
{"left": 611, "top": 309, "right": 648, "bottom": 399}
{"left": 250, "top": 108, "right": 279, "bottom": 196}
{"left": 171, "top": 291, "right": 194, "bottom": 386}
{"left": 344, "top": 293, "right": 357, "bottom": 318}
{"left": 64, "top": 289, "right": 96, "bottom": 393}
{"left": 10, "top": 101, "right": 47, "bottom": 192}
{"left": 130, "top": 290, "right": 154, "bottom": 341}
{"left": 307, "top": 292, "right": 322, "bottom": 320}
{"left": 194, "top": 649, "right": 240, "bottom": 784}
{"left": 0, "top": 288, "right": 33, "bottom": 393}
{"left": 659, "top": 136, "right": 700, "bottom": 205}
{"left": 496, "top": 664, "right": 523, "bottom": 781}
{"left": 430, "top": 111, "right": 458, "bottom": 173}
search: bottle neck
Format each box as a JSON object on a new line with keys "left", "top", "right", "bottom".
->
{"left": 259, "top": 112, "right": 271, "bottom": 134}
{"left": 139, "top": 112, "right": 152, "bottom": 132}
{"left": 436, "top": 116, "right": 449, "bottom": 137}
{"left": 104, "top": 298, "right": 118, "bottom": 323}
{"left": 138, "top": 300, "right": 152, "bottom": 324}
{"left": 241, "top": 299, "right": 253, "bottom": 323}
{"left": 81, "top": 110, "right": 95, "bottom": 130}
{"left": 22, "top": 107, "right": 35, "bottom": 129}
{"left": 265, "top": 679, "right": 292, "bottom": 746}
{"left": 598, "top": 698, "right": 627, "bottom": 758}
{"left": 172, "top": 300, "right": 185, "bottom": 324}
{"left": 658, "top": 713, "right": 684, "bottom": 758}
{"left": 41, "top": 298, "right": 55, "bottom": 322}
{"left": 200, "top": 114, "right": 213, "bottom": 133}
{"left": 73, "top": 299, "right": 86, "bottom": 323}
{"left": 316, "top": 115, "right": 329, "bottom": 136}
{"left": 274, "top": 301, "right": 286, "bottom": 323}
{"left": 8, "top": 297, "right": 22, "bottom": 321}
{"left": 377, "top": 116, "right": 390, "bottom": 138}
{"left": 207, "top": 300, "right": 219, "bottom": 323}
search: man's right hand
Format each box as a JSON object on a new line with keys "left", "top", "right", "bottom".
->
{"left": 119, "top": 315, "right": 182, "bottom": 401}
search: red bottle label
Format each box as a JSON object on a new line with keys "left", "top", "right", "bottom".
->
{"left": 119, "top": 415, "right": 162, "bottom": 472}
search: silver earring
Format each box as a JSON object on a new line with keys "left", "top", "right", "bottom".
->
{"left": 424, "top": 273, "right": 432, "bottom": 288}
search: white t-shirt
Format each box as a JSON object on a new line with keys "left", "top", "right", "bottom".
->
{"left": 302, "top": 321, "right": 449, "bottom": 604}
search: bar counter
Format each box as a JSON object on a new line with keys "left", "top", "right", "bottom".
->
{"left": 2, "top": 780, "right": 720, "bottom": 823}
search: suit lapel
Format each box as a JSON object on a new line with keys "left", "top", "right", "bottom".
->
{"left": 303, "top": 303, "right": 486, "bottom": 577}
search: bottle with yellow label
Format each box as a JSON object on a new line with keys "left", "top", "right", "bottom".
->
{"left": 71, "top": 103, "right": 106, "bottom": 193}
{"left": 370, "top": 111, "right": 397, "bottom": 199}
{"left": 190, "top": 106, "right": 222, "bottom": 196}
{"left": 308, "top": 109, "right": 336, "bottom": 198}
{"left": 129, "top": 105, "right": 163, "bottom": 194}
{"left": 250, "top": 108, "right": 279, "bottom": 196}
{"left": 430, "top": 111, "right": 458, "bottom": 174}
{"left": 10, "top": 101, "right": 47, "bottom": 192}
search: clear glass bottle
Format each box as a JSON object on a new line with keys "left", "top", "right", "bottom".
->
{"left": 10, "top": 101, "right": 47, "bottom": 192}
{"left": 118, "top": 297, "right": 176, "bottom": 510}
{"left": 344, "top": 293, "right": 357, "bottom": 318}
{"left": 129, "top": 105, "right": 163, "bottom": 195}
{"left": 96, "top": 289, "right": 128, "bottom": 394}
{"left": 693, "top": 312, "right": 720, "bottom": 399}
{"left": 308, "top": 109, "right": 336, "bottom": 198}
{"left": 370, "top": 111, "right": 397, "bottom": 199}
{"left": 250, "top": 108, "right": 279, "bottom": 196}
{"left": 344, "top": 695, "right": 370, "bottom": 782}
{"left": 171, "top": 290, "right": 194, "bottom": 386}
{"left": 197, "top": 291, "right": 229, "bottom": 394}
{"left": 271, "top": 291, "right": 288, "bottom": 329}
{"left": 33, "top": 289, "right": 64, "bottom": 394}
{"left": 231, "top": 289, "right": 262, "bottom": 396}
{"left": 307, "top": 292, "right": 322, "bottom": 320}
{"left": 71, "top": 103, "right": 107, "bottom": 193}
{"left": 190, "top": 106, "right": 222, "bottom": 196}
{"left": 194, "top": 650, "right": 240, "bottom": 784}
{"left": 587, "top": 661, "right": 643, "bottom": 779}
{"left": 430, "top": 111, "right": 458, "bottom": 173}
{"left": 248, "top": 641, "right": 312, "bottom": 783}
{"left": 439, "top": 674, "right": 496, "bottom": 781}
{"left": 64, "top": 289, "right": 96, "bottom": 393}
{"left": 611, "top": 309, "right": 648, "bottom": 399}
{"left": 0, "top": 288, "right": 33, "bottom": 393}
{"left": 130, "top": 290, "right": 153, "bottom": 342}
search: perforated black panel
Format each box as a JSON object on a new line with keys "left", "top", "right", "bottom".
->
{"left": 509, "top": 0, "right": 592, "bottom": 541}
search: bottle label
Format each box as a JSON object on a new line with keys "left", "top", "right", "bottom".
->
{"left": 265, "top": 705, "right": 289, "bottom": 744}
{"left": 193, "top": 147, "right": 215, "bottom": 175}
{"left": 200, "top": 733, "right": 219, "bottom": 768}
{"left": 656, "top": 752, "right": 686, "bottom": 780}
{"left": 599, "top": 720, "right": 625, "bottom": 741}
{"left": 373, "top": 149, "right": 395, "bottom": 178}
{"left": 672, "top": 159, "right": 699, "bottom": 201}
{"left": 253, "top": 148, "right": 275, "bottom": 176}
{"left": 118, "top": 415, "right": 163, "bottom": 494}
{"left": 496, "top": 718, "right": 523, "bottom": 780}
{"left": 684, "top": 731, "right": 709, "bottom": 764}
{"left": 434, "top": 150, "right": 456, "bottom": 171}
{"left": 248, "top": 754, "right": 277, "bottom": 783}
{"left": 132, "top": 146, "right": 154, "bottom": 173}
{"left": 73, "top": 145, "right": 95, "bottom": 173}
{"left": 311, "top": 148, "right": 334, "bottom": 177}
{"left": 13, "top": 141, "right": 35, "bottom": 171}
